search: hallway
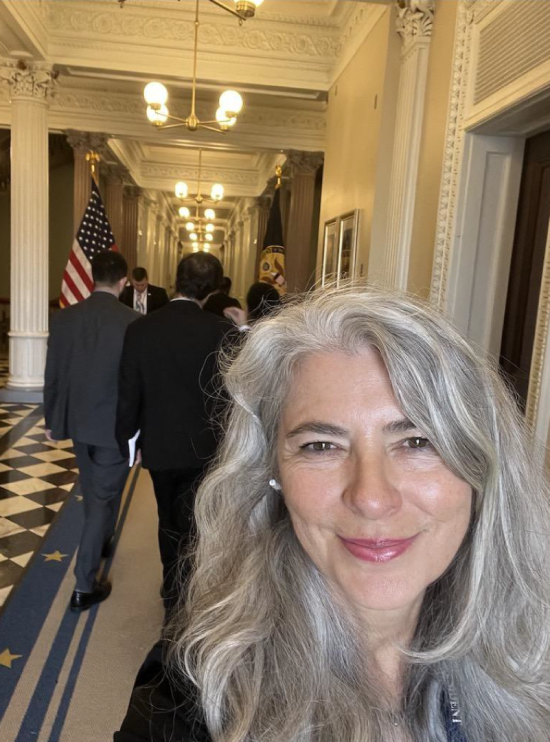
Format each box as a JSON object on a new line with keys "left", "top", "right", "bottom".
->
{"left": 0, "top": 419, "right": 164, "bottom": 741}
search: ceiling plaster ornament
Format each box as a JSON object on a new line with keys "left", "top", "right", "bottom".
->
{"left": 47, "top": 6, "right": 340, "bottom": 60}
{"left": 395, "top": 0, "right": 435, "bottom": 43}
{"left": 141, "top": 163, "right": 257, "bottom": 187}
{"left": 0, "top": 60, "right": 58, "bottom": 101}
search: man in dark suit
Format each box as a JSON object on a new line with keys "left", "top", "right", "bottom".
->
{"left": 203, "top": 275, "right": 241, "bottom": 318}
{"left": 120, "top": 267, "right": 169, "bottom": 315}
{"left": 44, "top": 251, "right": 138, "bottom": 612}
{"left": 116, "top": 253, "right": 231, "bottom": 612}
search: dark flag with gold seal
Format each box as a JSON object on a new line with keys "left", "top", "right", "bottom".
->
{"left": 258, "top": 177, "right": 286, "bottom": 294}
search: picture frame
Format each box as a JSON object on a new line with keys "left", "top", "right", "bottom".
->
{"left": 321, "top": 210, "right": 360, "bottom": 287}
{"left": 321, "top": 217, "right": 340, "bottom": 286}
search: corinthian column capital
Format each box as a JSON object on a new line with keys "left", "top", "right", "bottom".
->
{"left": 0, "top": 60, "right": 58, "bottom": 101}
{"left": 395, "top": 0, "right": 435, "bottom": 43}
{"left": 66, "top": 130, "right": 110, "bottom": 158}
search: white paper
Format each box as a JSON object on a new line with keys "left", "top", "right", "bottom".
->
{"left": 128, "top": 429, "right": 141, "bottom": 467}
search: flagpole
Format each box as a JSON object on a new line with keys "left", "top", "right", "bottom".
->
{"left": 85, "top": 150, "right": 100, "bottom": 185}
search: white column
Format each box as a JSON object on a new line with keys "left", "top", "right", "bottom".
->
{"left": 2, "top": 62, "right": 56, "bottom": 391}
{"left": 383, "top": 0, "right": 434, "bottom": 289}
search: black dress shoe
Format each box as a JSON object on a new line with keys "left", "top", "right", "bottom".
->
{"left": 101, "top": 538, "right": 115, "bottom": 559}
{"left": 70, "top": 581, "right": 112, "bottom": 612}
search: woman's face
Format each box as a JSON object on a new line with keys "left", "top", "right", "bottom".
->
{"left": 277, "top": 348, "right": 473, "bottom": 620}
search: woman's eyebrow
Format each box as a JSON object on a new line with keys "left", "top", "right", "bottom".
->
{"left": 382, "top": 418, "right": 417, "bottom": 435}
{"left": 286, "top": 421, "right": 349, "bottom": 438}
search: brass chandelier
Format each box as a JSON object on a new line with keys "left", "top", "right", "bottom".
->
{"left": 137, "top": 0, "right": 264, "bottom": 134}
{"left": 177, "top": 149, "right": 223, "bottom": 251}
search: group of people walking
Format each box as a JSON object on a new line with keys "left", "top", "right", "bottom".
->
{"left": 45, "top": 250, "right": 239, "bottom": 613}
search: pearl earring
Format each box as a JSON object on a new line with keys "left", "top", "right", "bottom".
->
{"left": 269, "top": 479, "right": 281, "bottom": 491}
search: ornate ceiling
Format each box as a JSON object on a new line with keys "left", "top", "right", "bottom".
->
{"left": 0, "top": 0, "right": 391, "bottom": 246}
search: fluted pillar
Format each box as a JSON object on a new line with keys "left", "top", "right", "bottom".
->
{"left": 122, "top": 185, "right": 141, "bottom": 275}
{"left": 1, "top": 61, "right": 56, "bottom": 392}
{"left": 285, "top": 151, "right": 324, "bottom": 293}
{"left": 383, "top": 0, "right": 434, "bottom": 289}
{"left": 104, "top": 165, "right": 127, "bottom": 249}
{"left": 66, "top": 130, "right": 109, "bottom": 233}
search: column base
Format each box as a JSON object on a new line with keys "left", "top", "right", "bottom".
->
{"left": 0, "top": 387, "right": 43, "bottom": 404}
{"left": 7, "top": 331, "right": 48, "bottom": 394}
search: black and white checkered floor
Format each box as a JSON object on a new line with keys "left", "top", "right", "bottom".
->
{"left": 0, "top": 407, "right": 78, "bottom": 609}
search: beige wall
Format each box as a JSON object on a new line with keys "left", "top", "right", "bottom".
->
{"left": 318, "top": 8, "right": 393, "bottom": 279}
{"left": 408, "top": 0, "right": 459, "bottom": 298}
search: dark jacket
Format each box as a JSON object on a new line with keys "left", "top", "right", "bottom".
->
{"left": 114, "top": 642, "right": 468, "bottom": 742}
{"left": 120, "top": 284, "right": 169, "bottom": 314}
{"left": 44, "top": 292, "right": 138, "bottom": 446}
{"left": 203, "top": 291, "right": 241, "bottom": 318}
{"left": 116, "top": 300, "right": 233, "bottom": 471}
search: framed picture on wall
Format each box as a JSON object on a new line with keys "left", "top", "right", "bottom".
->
{"left": 337, "top": 210, "right": 360, "bottom": 285}
{"left": 321, "top": 210, "right": 360, "bottom": 287}
{"left": 322, "top": 218, "right": 340, "bottom": 286}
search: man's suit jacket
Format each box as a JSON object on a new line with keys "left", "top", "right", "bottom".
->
{"left": 44, "top": 292, "right": 138, "bottom": 446}
{"left": 116, "top": 300, "right": 233, "bottom": 471}
{"left": 120, "top": 284, "right": 169, "bottom": 314}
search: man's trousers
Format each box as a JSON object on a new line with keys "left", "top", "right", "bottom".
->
{"left": 73, "top": 441, "right": 129, "bottom": 592}
{"left": 148, "top": 467, "right": 204, "bottom": 611}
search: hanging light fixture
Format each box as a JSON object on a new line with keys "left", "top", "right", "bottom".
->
{"left": 176, "top": 149, "right": 221, "bottom": 249}
{"left": 139, "top": 0, "right": 263, "bottom": 134}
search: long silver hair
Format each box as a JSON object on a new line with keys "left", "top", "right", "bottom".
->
{"left": 168, "top": 288, "right": 550, "bottom": 741}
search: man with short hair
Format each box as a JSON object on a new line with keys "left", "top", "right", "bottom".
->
{"left": 44, "top": 251, "right": 139, "bottom": 612}
{"left": 116, "top": 252, "right": 233, "bottom": 611}
{"left": 203, "top": 274, "right": 241, "bottom": 318}
{"left": 120, "top": 267, "right": 169, "bottom": 315}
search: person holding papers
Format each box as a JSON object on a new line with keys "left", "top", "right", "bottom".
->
{"left": 116, "top": 252, "right": 233, "bottom": 614}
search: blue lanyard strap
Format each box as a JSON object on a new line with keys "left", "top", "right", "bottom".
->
{"left": 442, "top": 688, "right": 467, "bottom": 742}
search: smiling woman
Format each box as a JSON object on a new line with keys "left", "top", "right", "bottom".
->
{"left": 117, "top": 288, "right": 550, "bottom": 742}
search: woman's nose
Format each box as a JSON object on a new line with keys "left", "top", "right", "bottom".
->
{"left": 342, "top": 451, "right": 402, "bottom": 519}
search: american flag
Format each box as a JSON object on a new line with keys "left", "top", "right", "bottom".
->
{"left": 59, "top": 178, "right": 117, "bottom": 307}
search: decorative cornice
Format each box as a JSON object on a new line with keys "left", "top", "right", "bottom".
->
{"left": 47, "top": 5, "right": 340, "bottom": 60}
{"left": 124, "top": 184, "right": 142, "bottom": 200}
{"left": 0, "top": 60, "right": 58, "bottom": 101}
{"left": 395, "top": 0, "right": 435, "bottom": 44}
{"left": 140, "top": 162, "right": 258, "bottom": 188}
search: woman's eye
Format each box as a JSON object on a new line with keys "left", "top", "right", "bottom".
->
{"left": 301, "top": 441, "right": 336, "bottom": 452}
{"left": 404, "top": 436, "right": 431, "bottom": 450}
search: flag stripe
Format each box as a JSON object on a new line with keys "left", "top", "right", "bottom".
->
{"left": 61, "top": 272, "right": 84, "bottom": 304}
{"left": 68, "top": 246, "right": 93, "bottom": 293}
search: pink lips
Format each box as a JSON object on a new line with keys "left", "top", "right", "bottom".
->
{"left": 340, "top": 535, "right": 417, "bottom": 563}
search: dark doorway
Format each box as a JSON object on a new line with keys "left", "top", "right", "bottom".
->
{"left": 499, "top": 129, "right": 550, "bottom": 409}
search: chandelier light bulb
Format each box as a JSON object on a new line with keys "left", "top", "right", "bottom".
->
{"left": 190, "top": 232, "right": 198, "bottom": 241}
{"left": 205, "top": 233, "right": 213, "bottom": 242}
{"left": 185, "top": 222, "right": 196, "bottom": 232}
{"left": 144, "top": 81, "right": 169, "bottom": 106}
{"left": 147, "top": 104, "right": 169, "bottom": 126}
{"left": 204, "top": 208, "right": 216, "bottom": 220}
{"left": 219, "top": 90, "right": 243, "bottom": 116}
{"left": 205, "top": 223, "right": 215, "bottom": 233}
{"left": 203, "top": 245, "right": 210, "bottom": 252}
{"left": 192, "top": 242, "right": 199, "bottom": 249}
{"left": 175, "top": 181, "right": 189, "bottom": 199}
{"left": 211, "top": 183, "right": 224, "bottom": 201}
{"left": 178, "top": 206, "right": 190, "bottom": 218}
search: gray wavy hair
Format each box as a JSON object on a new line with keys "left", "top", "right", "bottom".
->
{"left": 169, "top": 288, "right": 550, "bottom": 741}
